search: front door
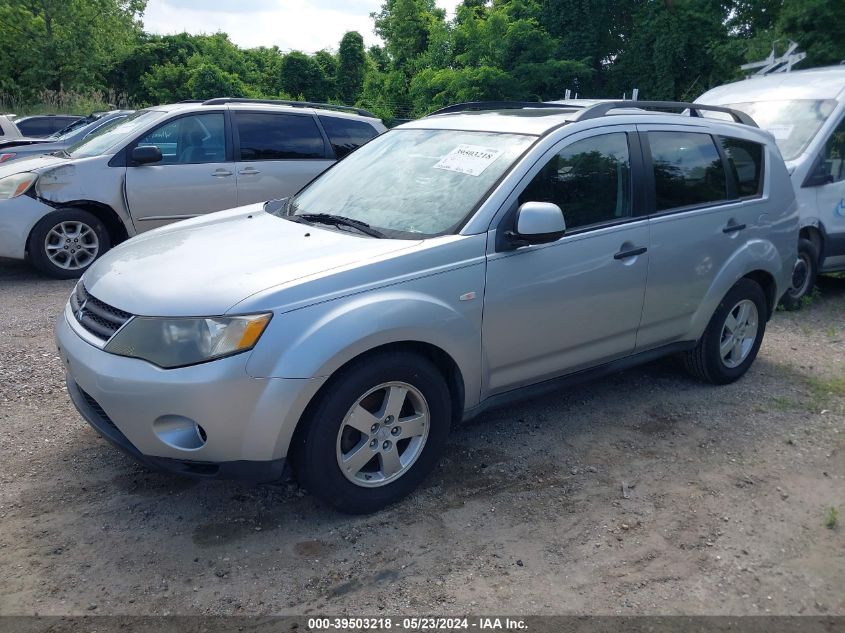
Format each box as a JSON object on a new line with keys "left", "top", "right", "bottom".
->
{"left": 482, "top": 130, "right": 650, "bottom": 395}
{"left": 125, "top": 112, "right": 237, "bottom": 232}
{"left": 813, "top": 114, "right": 845, "bottom": 270}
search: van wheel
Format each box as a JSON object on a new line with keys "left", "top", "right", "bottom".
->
{"left": 683, "top": 278, "right": 767, "bottom": 385}
{"left": 291, "top": 351, "right": 452, "bottom": 514}
{"left": 780, "top": 238, "right": 819, "bottom": 311}
{"left": 28, "top": 208, "right": 111, "bottom": 279}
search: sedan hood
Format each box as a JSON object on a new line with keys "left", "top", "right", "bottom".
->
{"left": 83, "top": 204, "right": 421, "bottom": 316}
{"left": 0, "top": 153, "right": 65, "bottom": 176}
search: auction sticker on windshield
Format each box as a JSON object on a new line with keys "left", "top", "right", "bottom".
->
{"left": 434, "top": 144, "right": 505, "bottom": 176}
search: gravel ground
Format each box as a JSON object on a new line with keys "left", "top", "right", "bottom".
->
{"left": 0, "top": 258, "right": 843, "bottom": 616}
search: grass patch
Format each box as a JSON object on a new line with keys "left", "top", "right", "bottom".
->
{"left": 805, "top": 376, "right": 845, "bottom": 406}
{"left": 824, "top": 506, "right": 839, "bottom": 529}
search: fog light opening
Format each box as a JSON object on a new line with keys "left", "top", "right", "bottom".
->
{"left": 153, "top": 415, "right": 207, "bottom": 451}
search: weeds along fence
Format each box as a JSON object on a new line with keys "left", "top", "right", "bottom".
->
{"left": 0, "top": 89, "right": 134, "bottom": 116}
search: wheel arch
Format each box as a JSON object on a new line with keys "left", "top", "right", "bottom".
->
{"left": 287, "top": 340, "right": 466, "bottom": 461}
{"left": 47, "top": 200, "right": 130, "bottom": 246}
{"left": 799, "top": 225, "right": 824, "bottom": 263}
{"left": 742, "top": 269, "right": 777, "bottom": 319}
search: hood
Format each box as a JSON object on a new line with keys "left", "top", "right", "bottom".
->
{"left": 0, "top": 153, "right": 66, "bottom": 176}
{"left": 83, "top": 204, "right": 421, "bottom": 316}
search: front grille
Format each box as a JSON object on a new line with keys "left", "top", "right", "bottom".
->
{"left": 70, "top": 283, "right": 133, "bottom": 342}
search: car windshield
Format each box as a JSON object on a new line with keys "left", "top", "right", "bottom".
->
{"left": 50, "top": 114, "right": 100, "bottom": 140}
{"left": 66, "top": 110, "right": 164, "bottom": 159}
{"left": 285, "top": 129, "right": 535, "bottom": 238}
{"left": 720, "top": 100, "right": 837, "bottom": 160}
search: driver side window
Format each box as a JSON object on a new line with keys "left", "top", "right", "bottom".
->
{"left": 518, "top": 132, "right": 632, "bottom": 230}
{"left": 821, "top": 116, "right": 845, "bottom": 183}
{"left": 136, "top": 113, "right": 226, "bottom": 165}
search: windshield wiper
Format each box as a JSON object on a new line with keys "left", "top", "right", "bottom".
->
{"left": 297, "top": 213, "right": 386, "bottom": 238}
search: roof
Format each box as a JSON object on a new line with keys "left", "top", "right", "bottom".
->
{"left": 403, "top": 107, "right": 583, "bottom": 135}
{"left": 696, "top": 65, "right": 845, "bottom": 104}
{"left": 154, "top": 99, "right": 381, "bottom": 122}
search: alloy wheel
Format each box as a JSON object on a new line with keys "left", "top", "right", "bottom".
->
{"left": 44, "top": 221, "right": 99, "bottom": 270}
{"left": 335, "top": 381, "right": 430, "bottom": 488}
{"left": 719, "top": 299, "right": 759, "bottom": 369}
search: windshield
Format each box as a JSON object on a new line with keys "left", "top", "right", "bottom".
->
{"left": 66, "top": 110, "right": 163, "bottom": 159}
{"left": 286, "top": 129, "right": 535, "bottom": 238}
{"left": 720, "top": 100, "right": 837, "bottom": 160}
{"left": 50, "top": 114, "right": 101, "bottom": 140}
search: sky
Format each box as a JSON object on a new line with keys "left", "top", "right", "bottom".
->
{"left": 141, "top": 0, "right": 463, "bottom": 53}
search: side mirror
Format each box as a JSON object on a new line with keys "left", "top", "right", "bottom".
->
{"left": 508, "top": 201, "right": 566, "bottom": 246}
{"left": 131, "top": 145, "right": 162, "bottom": 165}
{"left": 802, "top": 153, "right": 834, "bottom": 187}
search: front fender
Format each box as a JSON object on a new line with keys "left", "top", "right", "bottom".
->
{"left": 245, "top": 265, "right": 485, "bottom": 407}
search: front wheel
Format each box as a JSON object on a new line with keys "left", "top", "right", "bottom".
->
{"left": 683, "top": 278, "right": 767, "bottom": 385}
{"left": 780, "top": 238, "right": 819, "bottom": 311}
{"left": 28, "top": 208, "right": 111, "bottom": 279}
{"left": 291, "top": 351, "right": 452, "bottom": 514}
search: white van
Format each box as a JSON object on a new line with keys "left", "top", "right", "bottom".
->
{"left": 696, "top": 65, "right": 845, "bottom": 307}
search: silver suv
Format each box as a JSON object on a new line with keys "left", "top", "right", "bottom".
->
{"left": 0, "top": 99, "right": 386, "bottom": 278}
{"left": 56, "top": 100, "right": 798, "bottom": 513}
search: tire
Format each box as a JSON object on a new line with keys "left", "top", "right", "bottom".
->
{"left": 27, "top": 208, "right": 111, "bottom": 279}
{"left": 780, "top": 238, "right": 819, "bottom": 311}
{"left": 683, "top": 278, "right": 767, "bottom": 385}
{"left": 291, "top": 351, "right": 452, "bottom": 514}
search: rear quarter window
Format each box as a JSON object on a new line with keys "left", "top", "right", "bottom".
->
{"left": 719, "top": 137, "right": 764, "bottom": 198}
{"left": 648, "top": 131, "right": 727, "bottom": 212}
{"left": 318, "top": 115, "right": 379, "bottom": 159}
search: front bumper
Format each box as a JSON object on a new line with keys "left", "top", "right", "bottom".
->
{"left": 0, "top": 194, "right": 54, "bottom": 260}
{"left": 56, "top": 307, "right": 326, "bottom": 481}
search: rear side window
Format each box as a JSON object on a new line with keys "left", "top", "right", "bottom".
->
{"left": 720, "top": 137, "right": 764, "bottom": 197}
{"left": 318, "top": 116, "right": 379, "bottom": 159}
{"left": 648, "top": 131, "right": 727, "bottom": 211}
{"left": 236, "top": 112, "right": 325, "bottom": 160}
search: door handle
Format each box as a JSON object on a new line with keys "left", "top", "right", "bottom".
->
{"left": 613, "top": 246, "right": 648, "bottom": 260}
{"left": 722, "top": 222, "right": 746, "bottom": 234}
{"left": 212, "top": 169, "right": 233, "bottom": 177}
{"left": 239, "top": 167, "right": 261, "bottom": 175}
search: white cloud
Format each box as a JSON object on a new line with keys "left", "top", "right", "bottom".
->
{"left": 142, "top": 0, "right": 463, "bottom": 53}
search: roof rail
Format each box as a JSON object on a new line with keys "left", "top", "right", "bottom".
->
{"left": 429, "top": 101, "right": 582, "bottom": 116}
{"left": 575, "top": 100, "right": 758, "bottom": 127}
{"left": 200, "top": 98, "right": 378, "bottom": 118}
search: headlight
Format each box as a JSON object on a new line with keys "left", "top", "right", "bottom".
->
{"left": 0, "top": 172, "right": 37, "bottom": 199}
{"left": 104, "top": 313, "right": 272, "bottom": 369}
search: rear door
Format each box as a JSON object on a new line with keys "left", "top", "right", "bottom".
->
{"left": 125, "top": 111, "right": 237, "bottom": 231}
{"left": 635, "top": 126, "right": 765, "bottom": 349}
{"left": 233, "top": 111, "right": 333, "bottom": 206}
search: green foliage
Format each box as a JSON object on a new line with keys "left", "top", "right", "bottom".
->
{"left": 337, "top": 32, "right": 367, "bottom": 104}
{"left": 2, "top": 0, "right": 843, "bottom": 121}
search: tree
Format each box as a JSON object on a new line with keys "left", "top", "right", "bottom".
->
{"left": 280, "top": 51, "right": 329, "bottom": 101}
{"left": 0, "top": 0, "right": 146, "bottom": 97}
{"left": 337, "top": 32, "right": 367, "bottom": 104}
{"left": 372, "top": 0, "right": 446, "bottom": 71}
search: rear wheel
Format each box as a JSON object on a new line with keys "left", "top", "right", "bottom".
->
{"left": 683, "top": 278, "right": 767, "bottom": 385}
{"left": 291, "top": 351, "right": 452, "bottom": 514}
{"left": 28, "top": 208, "right": 111, "bottom": 279}
{"left": 780, "top": 238, "right": 819, "bottom": 311}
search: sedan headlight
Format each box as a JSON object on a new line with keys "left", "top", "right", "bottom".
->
{"left": 104, "top": 313, "right": 272, "bottom": 369}
{"left": 0, "top": 172, "right": 37, "bottom": 199}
